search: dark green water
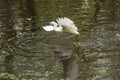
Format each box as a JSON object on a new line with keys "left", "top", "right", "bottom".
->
{"left": 0, "top": 0, "right": 120, "bottom": 80}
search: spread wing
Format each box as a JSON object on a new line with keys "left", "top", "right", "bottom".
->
{"left": 56, "top": 17, "right": 78, "bottom": 31}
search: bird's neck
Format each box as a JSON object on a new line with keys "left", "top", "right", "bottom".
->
{"left": 53, "top": 23, "right": 58, "bottom": 28}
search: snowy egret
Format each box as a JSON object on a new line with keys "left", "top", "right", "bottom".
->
{"left": 42, "top": 17, "right": 79, "bottom": 35}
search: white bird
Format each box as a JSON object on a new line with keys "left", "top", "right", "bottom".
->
{"left": 42, "top": 17, "right": 79, "bottom": 35}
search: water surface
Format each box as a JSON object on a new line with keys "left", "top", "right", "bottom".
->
{"left": 0, "top": 0, "right": 120, "bottom": 80}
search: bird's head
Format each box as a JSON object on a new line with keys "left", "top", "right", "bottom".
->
{"left": 50, "top": 21, "right": 58, "bottom": 27}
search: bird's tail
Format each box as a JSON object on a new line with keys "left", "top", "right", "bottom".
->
{"left": 74, "top": 30, "right": 79, "bottom": 35}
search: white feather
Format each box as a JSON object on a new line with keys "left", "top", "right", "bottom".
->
{"left": 54, "top": 26, "right": 63, "bottom": 32}
{"left": 43, "top": 26, "right": 54, "bottom": 31}
{"left": 56, "top": 17, "right": 79, "bottom": 34}
{"left": 74, "top": 30, "right": 79, "bottom": 35}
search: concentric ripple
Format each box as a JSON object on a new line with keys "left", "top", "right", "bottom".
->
{"left": 2, "top": 34, "right": 51, "bottom": 57}
{"left": 1, "top": 32, "right": 74, "bottom": 57}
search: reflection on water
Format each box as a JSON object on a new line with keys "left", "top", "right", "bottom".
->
{"left": 0, "top": 0, "right": 120, "bottom": 80}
